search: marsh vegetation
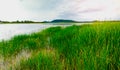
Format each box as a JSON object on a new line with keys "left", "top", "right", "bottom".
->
{"left": 0, "top": 22, "right": 120, "bottom": 70}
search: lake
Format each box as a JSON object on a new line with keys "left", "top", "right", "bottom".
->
{"left": 0, "top": 23, "right": 73, "bottom": 41}
{"left": 0, "top": 23, "right": 90, "bottom": 41}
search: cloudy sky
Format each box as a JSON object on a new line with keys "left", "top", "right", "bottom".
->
{"left": 0, "top": 0, "right": 120, "bottom": 21}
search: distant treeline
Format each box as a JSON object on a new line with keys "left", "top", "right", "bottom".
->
{"left": 0, "top": 19, "right": 120, "bottom": 23}
{"left": 0, "top": 20, "right": 40, "bottom": 23}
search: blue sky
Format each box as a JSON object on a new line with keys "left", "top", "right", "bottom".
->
{"left": 0, "top": 0, "right": 120, "bottom": 21}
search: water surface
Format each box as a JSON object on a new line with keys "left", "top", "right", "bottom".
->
{"left": 0, "top": 23, "right": 71, "bottom": 41}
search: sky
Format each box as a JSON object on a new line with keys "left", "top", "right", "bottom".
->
{"left": 0, "top": 0, "right": 120, "bottom": 21}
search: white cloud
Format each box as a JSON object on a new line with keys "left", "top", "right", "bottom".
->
{"left": 58, "top": 0, "right": 120, "bottom": 21}
{"left": 0, "top": 0, "right": 120, "bottom": 21}
{"left": 0, "top": 0, "right": 63, "bottom": 21}
{"left": 0, "top": 0, "right": 30, "bottom": 21}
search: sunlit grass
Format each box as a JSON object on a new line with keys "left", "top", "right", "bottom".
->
{"left": 0, "top": 21, "right": 120, "bottom": 70}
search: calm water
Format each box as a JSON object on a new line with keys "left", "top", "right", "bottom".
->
{"left": 0, "top": 23, "right": 72, "bottom": 41}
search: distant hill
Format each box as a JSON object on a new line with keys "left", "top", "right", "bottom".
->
{"left": 51, "top": 19, "right": 77, "bottom": 23}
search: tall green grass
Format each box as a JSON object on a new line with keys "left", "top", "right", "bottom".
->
{"left": 0, "top": 22, "right": 120, "bottom": 70}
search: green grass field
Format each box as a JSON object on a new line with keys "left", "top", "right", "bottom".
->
{"left": 0, "top": 21, "right": 120, "bottom": 70}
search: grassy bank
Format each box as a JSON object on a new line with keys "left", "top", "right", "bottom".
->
{"left": 0, "top": 22, "right": 120, "bottom": 70}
